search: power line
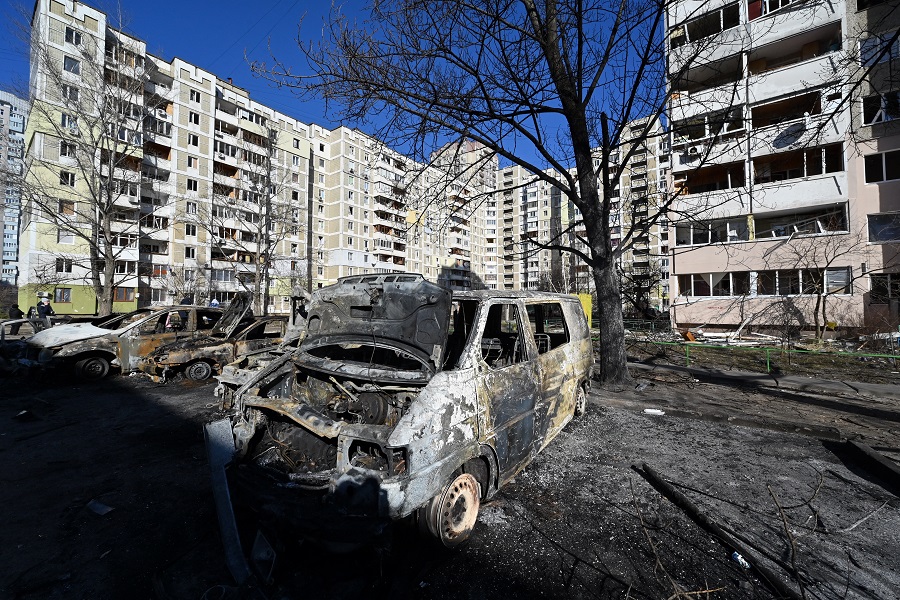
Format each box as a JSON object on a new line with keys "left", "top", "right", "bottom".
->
{"left": 207, "top": 0, "right": 289, "bottom": 71}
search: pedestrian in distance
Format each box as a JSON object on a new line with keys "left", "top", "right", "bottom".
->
{"left": 37, "top": 297, "right": 56, "bottom": 319}
{"left": 8, "top": 303, "right": 24, "bottom": 335}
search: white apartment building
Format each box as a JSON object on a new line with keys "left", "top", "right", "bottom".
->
{"left": 608, "top": 118, "right": 671, "bottom": 315}
{"left": 20, "top": 0, "right": 314, "bottom": 314}
{"left": 0, "top": 91, "right": 27, "bottom": 285}
{"left": 665, "top": 0, "right": 870, "bottom": 331}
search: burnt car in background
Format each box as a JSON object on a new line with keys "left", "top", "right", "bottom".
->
{"left": 23, "top": 305, "right": 222, "bottom": 380}
{"left": 206, "top": 273, "right": 592, "bottom": 579}
{"left": 139, "top": 294, "right": 288, "bottom": 382}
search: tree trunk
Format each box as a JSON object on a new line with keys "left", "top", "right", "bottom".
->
{"left": 593, "top": 257, "right": 632, "bottom": 388}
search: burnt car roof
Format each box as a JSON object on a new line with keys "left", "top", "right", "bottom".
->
{"left": 451, "top": 289, "right": 583, "bottom": 301}
{"left": 302, "top": 273, "right": 452, "bottom": 368}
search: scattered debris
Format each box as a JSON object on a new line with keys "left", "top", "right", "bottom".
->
{"left": 86, "top": 500, "right": 114, "bottom": 516}
{"left": 13, "top": 409, "right": 39, "bottom": 422}
{"left": 643, "top": 408, "right": 665, "bottom": 416}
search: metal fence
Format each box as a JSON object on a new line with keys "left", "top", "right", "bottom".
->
{"left": 630, "top": 339, "right": 899, "bottom": 374}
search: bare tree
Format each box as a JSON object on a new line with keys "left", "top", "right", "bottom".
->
{"left": 184, "top": 124, "right": 302, "bottom": 314}
{"left": 250, "top": 0, "right": 733, "bottom": 386}
{"left": 13, "top": 15, "right": 169, "bottom": 315}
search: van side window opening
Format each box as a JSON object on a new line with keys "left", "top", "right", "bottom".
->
{"left": 526, "top": 302, "right": 570, "bottom": 354}
{"left": 481, "top": 303, "right": 528, "bottom": 368}
{"left": 445, "top": 299, "right": 478, "bottom": 369}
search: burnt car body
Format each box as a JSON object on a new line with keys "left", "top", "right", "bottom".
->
{"left": 23, "top": 305, "right": 222, "bottom": 380}
{"left": 207, "top": 273, "right": 592, "bottom": 578}
{"left": 139, "top": 294, "right": 288, "bottom": 382}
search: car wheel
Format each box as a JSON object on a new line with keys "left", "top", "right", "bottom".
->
{"left": 421, "top": 472, "right": 481, "bottom": 547}
{"left": 75, "top": 356, "right": 110, "bottom": 380}
{"left": 185, "top": 361, "right": 214, "bottom": 381}
{"left": 573, "top": 385, "right": 586, "bottom": 417}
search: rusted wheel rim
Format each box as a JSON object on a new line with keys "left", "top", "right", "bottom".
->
{"left": 186, "top": 361, "right": 213, "bottom": 381}
{"left": 574, "top": 386, "right": 586, "bottom": 416}
{"left": 436, "top": 473, "right": 480, "bottom": 547}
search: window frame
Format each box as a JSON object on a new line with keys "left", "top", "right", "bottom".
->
{"left": 63, "top": 55, "right": 81, "bottom": 75}
{"left": 864, "top": 150, "right": 900, "bottom": 183}
{"left": 113, "top": 287, "right": 135, "bottom": 302}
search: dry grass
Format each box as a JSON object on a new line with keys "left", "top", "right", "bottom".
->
{"left": 625, "top": 339, "right": 900, "bottom": 385}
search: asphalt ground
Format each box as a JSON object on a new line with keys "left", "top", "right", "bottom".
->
{"left": 1, "top": 368, "right": 898, "bottom": 600}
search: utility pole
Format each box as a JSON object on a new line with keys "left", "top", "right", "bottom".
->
{"left": 261, "top": 128, "right": 276, "bottom": 315}
{"left": 306, "top": 153, "right": 314, "bottom": 295}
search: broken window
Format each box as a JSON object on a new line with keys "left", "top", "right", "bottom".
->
{"left": 526, "top": 303, "right": 570, "bottom": 354}
{"left": 754, "top": 204, "right": 848, "bottom": 238}
{"left": 864, "top": 149, "right": 900, "bottom": 183}
{"left": 751, "top": 91, "right": 821, "bottom": 128}
{"left": 863, "top": 91, "right": 900, "bottom": 125}
{"left": 870, "top": 273, "right": 900, "bottom": 303}
{"left": 671, "top": 3, "right": 739, "bottom": 48}
{"left": 480, "top": 303, "right": 527, "bottom": 368}
{"left": 869, "top": 213, "right": 900, "bottom": 242}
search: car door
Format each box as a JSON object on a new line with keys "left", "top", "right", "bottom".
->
{"left": 474, "top": 300, "right": 541, "bottom": 482}
{"left": 526, "top": 301, "right": 577, "bottom": 452}
{"left": 118, "top": 308, "right": 195, "bottom": 373}
{"left": 233, "top": 319, "right": 286, "bottom": 361}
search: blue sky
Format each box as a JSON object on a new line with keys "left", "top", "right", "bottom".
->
{"left": 0, "top": 0, "right": 358, "bottom": 129}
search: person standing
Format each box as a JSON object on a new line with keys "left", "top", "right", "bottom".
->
{"left": 8, "top": 303, "right": 24, "bottom": 335}
{"left": 36, "top": 297, "right": 56, "bottom": 319}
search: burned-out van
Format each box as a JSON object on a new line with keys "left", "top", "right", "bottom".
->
{"left": 206, "top": 274, "right": 591, "bottom": 575}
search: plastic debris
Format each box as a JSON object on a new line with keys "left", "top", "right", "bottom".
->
{"left": 731, "top": 551, "right": 750, "bottom": 569}
{"left": 86, "top": 500, "right": 114, "bottom": 516}
{"left": 643, "top": 408, "right": 665, "bottom": 416}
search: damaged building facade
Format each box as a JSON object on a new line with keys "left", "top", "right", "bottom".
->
{"left": 666, "top": 0, "right": 900, "bottom": 332}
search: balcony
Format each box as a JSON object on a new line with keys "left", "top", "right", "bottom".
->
{"left": 749, "top": 111, "right": 847, "bottom": 157}
{"left": 753, "top": 172, "right": 848, "bottom": 212}
{"left": 213, "top": 171, "right": 239, "bottom": 187}
{"left": 214, "top": 152, "right": 239, "bottom": 168}
{"left": 746, "top": 0, "right": 842, "bottom": 50}
{"left": 748, "top": 53, "right": 844, "bottom": 105}
{"left": 142, "top": 154, "right": 171, "bottom": 171}
{"left": 145, "top": 80, "right": 175, "bottom": 101}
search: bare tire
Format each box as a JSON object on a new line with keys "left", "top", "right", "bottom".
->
{"left": 75, "top": 356, "right": 110, "bottom": 380}
{"left": 185, "top": 361, "right": 214, "bottom": 381}
{"left": 573, "top": 385, "right": 586, "bottom": 417}
{"left": 421, "top": 472, "right": 481, "bottom": 547}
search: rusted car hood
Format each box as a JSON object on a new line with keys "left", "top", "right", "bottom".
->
{"left": 27, "top": 323, "right": 115, "bottom": 347}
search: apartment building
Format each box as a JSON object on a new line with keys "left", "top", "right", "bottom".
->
{"left": 666, "top": 0, "right": 867, "bottom": 331}
{"left": 608, "top": 118, "right": 671, "bottom": 315}
{"left": 306, "top": 129, "right": 496, "bottom": 291}
{"left": 20, "top": 0, "right": 311, "bottom": 314}
{"left": 0, "top": 91, "right": 27, "bottom": 285}
{"left": 19, "top": 0, "right": 590, "bottom": 315}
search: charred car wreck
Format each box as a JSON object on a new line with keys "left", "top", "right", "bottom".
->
{"left": 207, "top": 273, "right": 591, "bottom": 579}
{"left": 139, "top": 293, "right": 288, "bottom": 382}
{"left": 23, "top": 305, "right": 222, "bottom": 380}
